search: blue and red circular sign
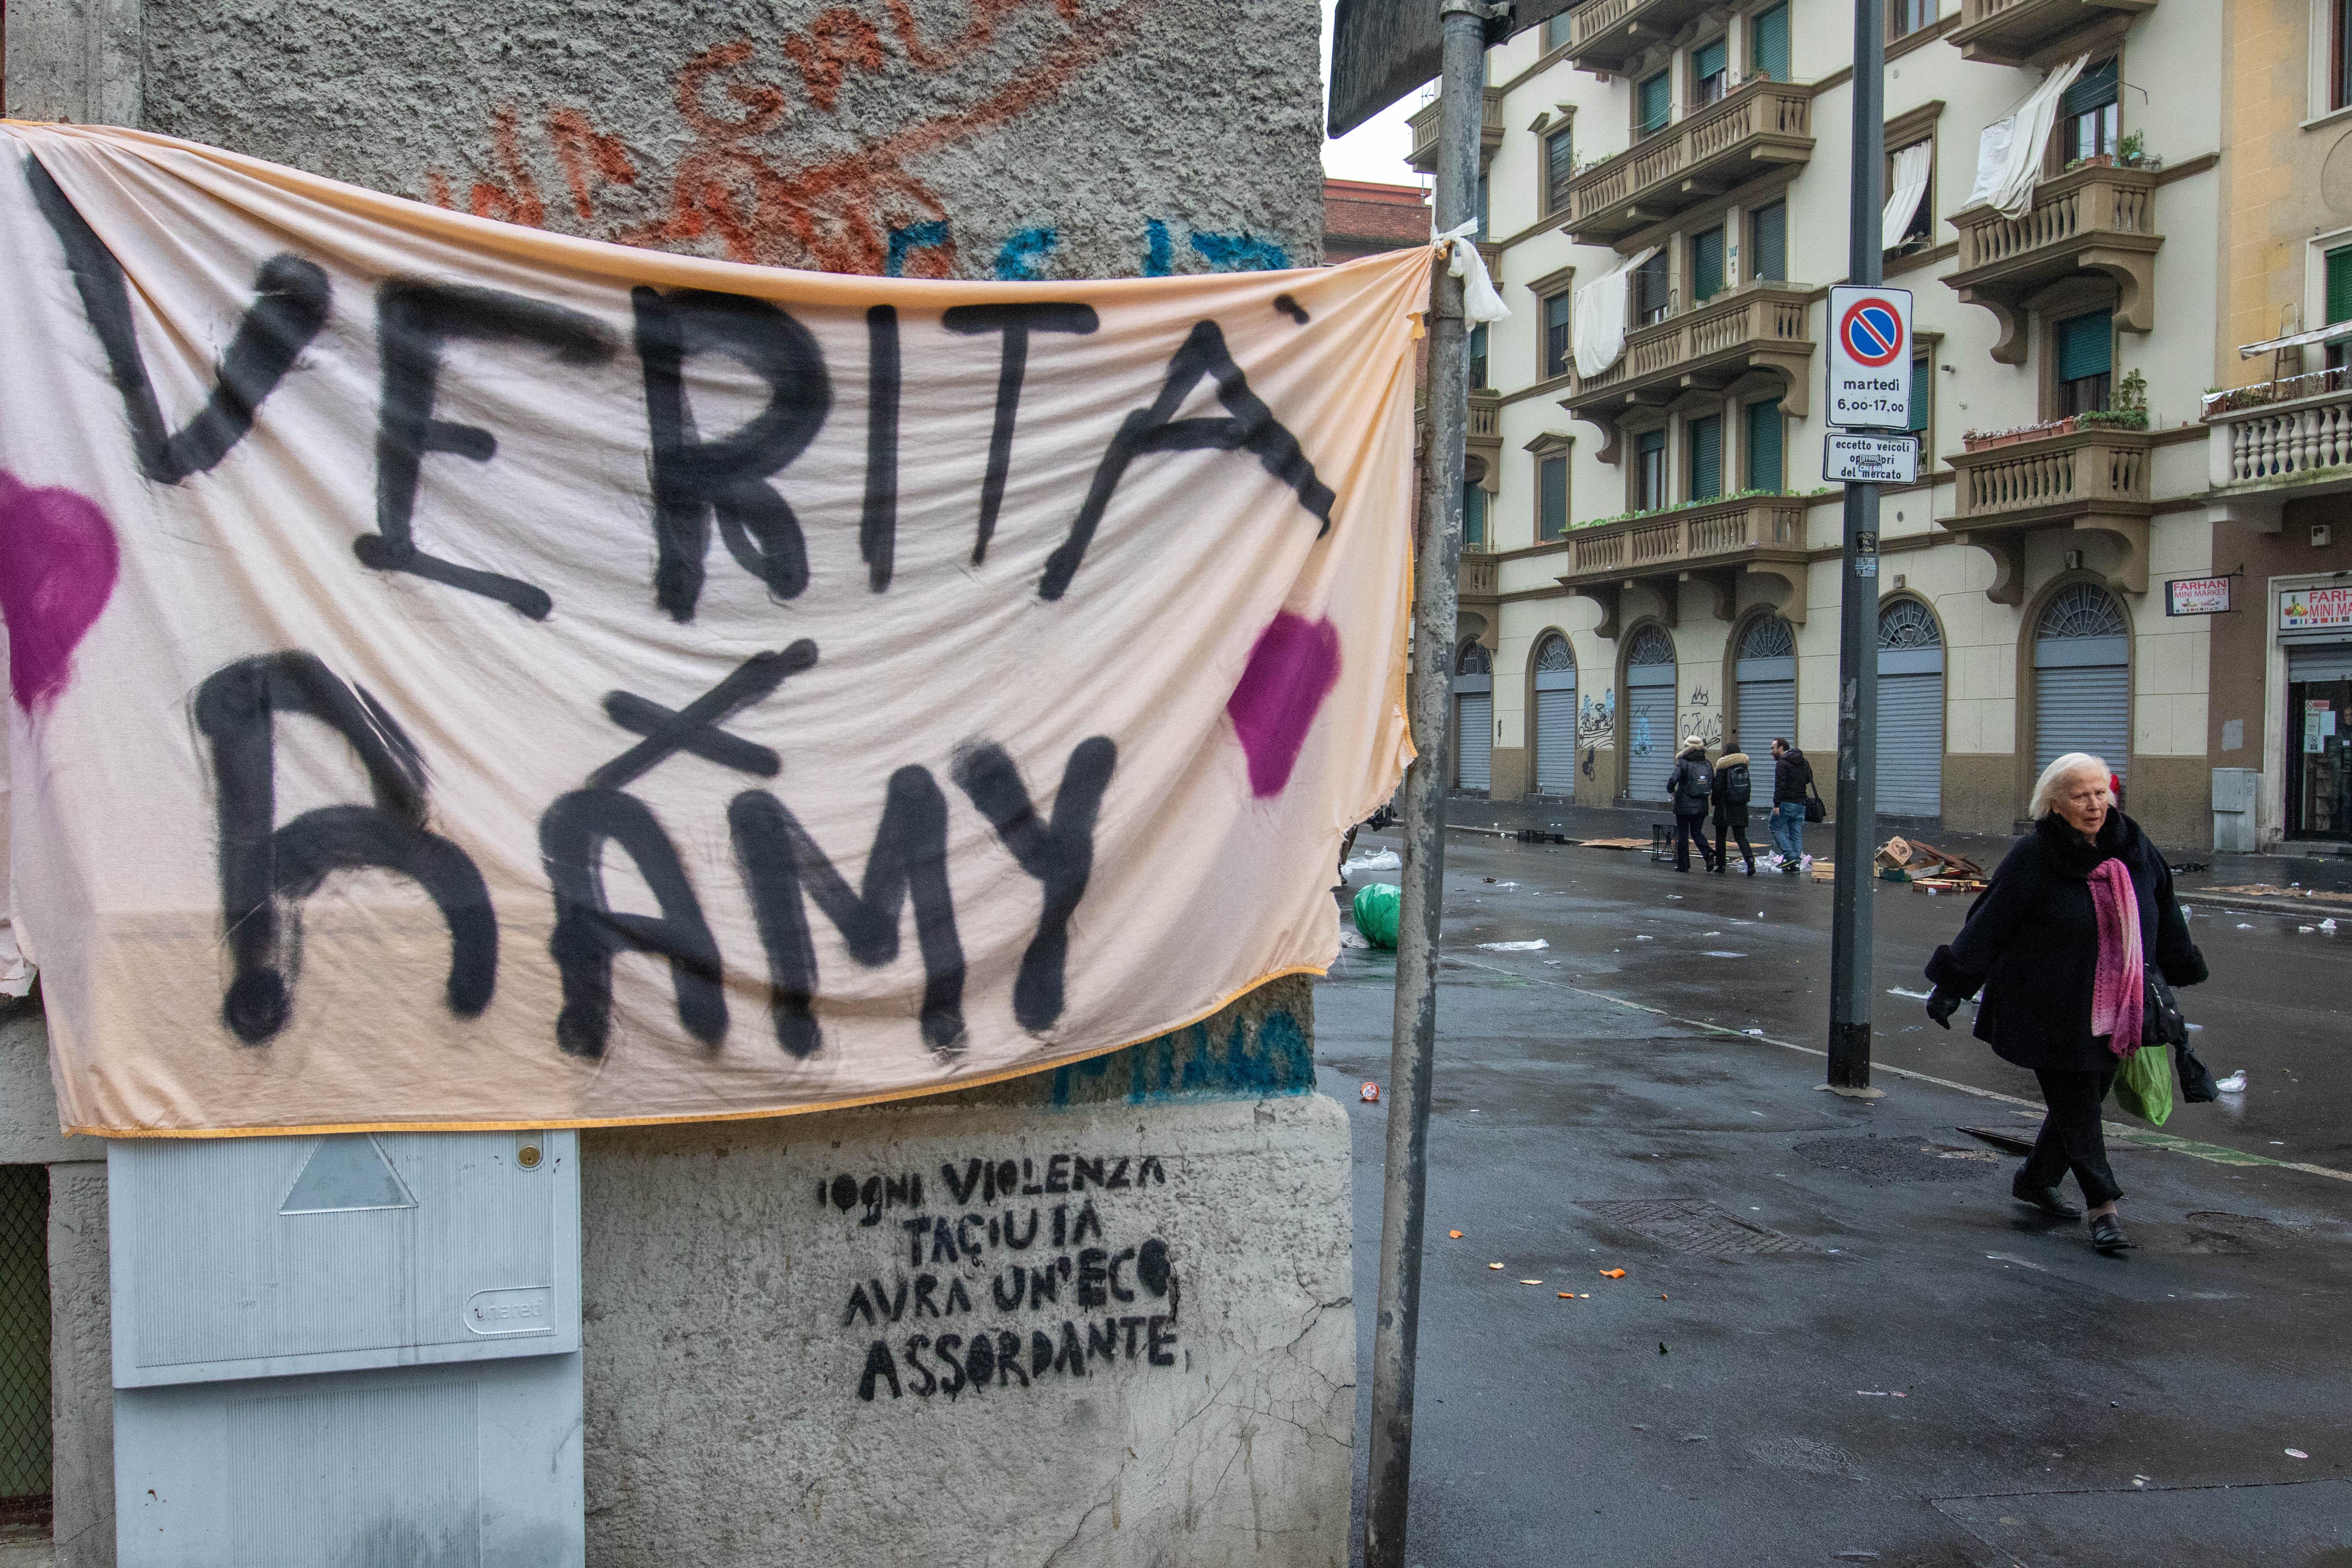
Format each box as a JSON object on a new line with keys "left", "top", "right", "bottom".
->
{"left": 1838, "top": 297, "right": 1906, "bottom": 367}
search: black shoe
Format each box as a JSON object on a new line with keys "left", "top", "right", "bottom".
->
{"left": 2089, "top": 1214, "right": 2133, "bottom": 1252}
{"left": 1712, "top": 864, "right": 1726, "bottom": 875}
{"left": 1744, "top": 862, "right": 1756, "bottom": 876}
{"left": 2011, "top": 1172, "right": 2079, "bottom": 1219}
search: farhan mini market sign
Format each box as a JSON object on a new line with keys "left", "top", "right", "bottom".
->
{"left": 0, "top": 124, "right": 1425, "bottom": 1136}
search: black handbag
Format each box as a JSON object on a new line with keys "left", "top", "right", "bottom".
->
{"left": 2174, "top": 1041, "right": 2220, "bottom": 1103}
{"left": 2144, "top": 971, "right": 2190, "bottom": 1050}
{"left": 1803, "top": 782, "right": 1825, "bottom": 824}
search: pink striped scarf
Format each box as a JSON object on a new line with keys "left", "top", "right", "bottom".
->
{"left": 2088, "top": 857, "right": 2144, "bottom": 1058}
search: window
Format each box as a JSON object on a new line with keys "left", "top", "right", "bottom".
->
{"left": 1890, "top": 0, "right": 1933, "bottom": 39}
{"left": 1888, "top": 139, "right": 1932, "bottom": 251}
{"left": 1687, "top": 415, "right": 1723, "bottom": 501}
{"left": 1693, "top": 37, "right": 1730, "bottom": 107}
{"left": 1475, "top": 170, "right": 1490, "bottom": 239}
{"left": 1543, "top": 290, "right": 1574, "bottom": 380}
{"left": 1539, "top": 454, "right": 1569, "bottom": 541}
{"left": 2057, "top": 310, "right": 2113, "bottom": 417}
{"left": 1469, "top": 323, "right": 1489, "bottom": 390}
{"left": 1750, "top": 201, "right": 1787, "bottom": 283}
{"left": 1638, "top": 71, "right": 1672, "bottom": 140}
{"left": 1636, "top": 250, "right": 1671, "bottom": 325}
{"left": 1462, "top": 483, "right": 1487, "bottom": 549}
{"left": 2063, "top": 58, "right": 2119, "bottom": 163}
{"left": 1544, "top": 126, "right": 1576, "bottom": 215}
{"left": 1746, "top": 400, "right": 1784, "bottom": 492}
{"left": 1635, "top": 429, "right": 1667, "bottom": 511}
{"left": 2328, "top": 244, "right": 2352, "bottom": 377}
{"left": 1751, "top": 2, "right": 1790, "bottom": 84}
{"left": 1691, "top": 226, "right": 1726, "bottom": 304}
{"left": 2336, "top": 0, "right": 2352, "bottom": 112}
{"left": 1907, "top": 354, "right": 1931, "bottom": 437}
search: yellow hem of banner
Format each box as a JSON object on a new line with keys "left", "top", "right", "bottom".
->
{"left": 65, "top": 962, "right": 1335, "bottom": 1139}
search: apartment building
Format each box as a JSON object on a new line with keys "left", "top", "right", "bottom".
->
{"left": 1427, "top": 0, "right": 2231, "bottom": 848}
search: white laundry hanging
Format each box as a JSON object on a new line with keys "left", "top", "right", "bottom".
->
{"left": 1571, "top": 246, "right": 1660, "bottom": 380}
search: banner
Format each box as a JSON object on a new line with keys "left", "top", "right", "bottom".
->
{"left": 0, "top": 123, "right": 1425, "bottom": 1136}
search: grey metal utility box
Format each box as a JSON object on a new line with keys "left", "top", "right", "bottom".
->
{"left": 109, "top": 1131, "right": 583, "bottom": 1566}
{"left": 2212, "top": 767, "right": 2261, "bottom": 853}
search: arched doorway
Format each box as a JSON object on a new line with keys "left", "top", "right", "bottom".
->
{"left": 1624, "top": 623, "right": 1677, "bottom": 799}
{"left": 1454, "top": 641, "right": 1493, "bottom": 791}
{"left": 1733, "top": 615, "right": 1795, "bottom": 756}
{"left": 2032, "top": 583, "right": 2130, "bottom": 781}
{"left": 1532, "top": 634, "right": 1577, "bottom": 795}
{"left": 1877, "top": 598, "right": 1945, "bottom": 816}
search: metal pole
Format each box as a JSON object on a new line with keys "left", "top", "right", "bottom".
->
{"left": 1364, "top": 6, "right": 1482, "bottom": 1563}
{"left": 1828, "top": 0, "right": 1885, "bottom": 1093}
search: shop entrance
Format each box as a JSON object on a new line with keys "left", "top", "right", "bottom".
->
{"left": 2287, "top": 643, "right": 2352, "bottom": 842}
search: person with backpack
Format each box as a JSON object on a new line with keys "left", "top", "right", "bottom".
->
{"left": 1769, "top": 738, "right": 1814, "bottom": 873}
{"left": 1665, "top": 737, "right": 1718, "bottom": 873}
{"left": 1711, "top": 736, "right": 1757, "bottom": 876}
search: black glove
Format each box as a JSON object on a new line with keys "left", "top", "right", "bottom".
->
{"left": 1925, "top": 990, "right": 1961, "bottom": 1030}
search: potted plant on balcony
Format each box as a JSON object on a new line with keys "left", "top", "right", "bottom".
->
{"left": 2115, "top": 132, "right": 2161, "bottom": 173}
{"left": 1961, "top": 416, "right": 2078, "bottom": 452}
{"left": 2076, "top": 368, "right": 2150, "bottom": 432}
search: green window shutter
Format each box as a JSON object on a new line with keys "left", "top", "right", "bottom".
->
{"left": 1639, "top": 73, "right": 1671, "bottom": 135}
{"left": 1688, "top": 415, "right": 1723, "bottom": 500}
{"left": 1545, "top": 291, "right": 1574, "bottom": 377}
{"left": 1907, "top": 358, "right": 1930, "bottom": 433}
{"left": 1462, "top": 484, "right": 1487, "bottom": 549}
{"left": 1694, "top": 38, "right": 1727, "bottom": 83}
{"left": 1692, "top": 227, "right": 1725, "bottom": 303}
{"left": 1546, "top": 127, "right": 1576, "bottom": 209}
{"left": 2058, "top": 312, "right": 2113, "bottom": 382}
{"left": 1540, "top": 455, "right": 1568, "bottom": 540}
{"left": 1752, "top": 4, "right": 1790, "bottom": 83}
{"left": 1637, "top": 250, "right": 1670, "bottom": 318}
{"left": 1746, "top": 401, "right": 1784, "bottom": 492}
{"left": 2328, "top": 246, "right": 2352, "bottom": 325}
{"left": 1752, "top": 202, "right": 1787, "bottom": 282}
{"left": 2061, "top": 58, "right": 2119, "bottom": 119}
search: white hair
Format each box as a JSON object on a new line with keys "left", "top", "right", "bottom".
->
{"left": 2030, "top": 753, "right": 2111, "bottom": 819}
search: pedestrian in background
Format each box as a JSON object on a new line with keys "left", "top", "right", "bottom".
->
{"left": 1666, "top": 737, "right": 1718, "bottom": 873}
{"left": 1768, "top": 738, "right": 1811, "bottom": 873}
{"left": 1921, "top": 753, "right": 2206, "bottom": 1253}
{"left": 1711, "top": 736, "right": 1757, "bottom": 876}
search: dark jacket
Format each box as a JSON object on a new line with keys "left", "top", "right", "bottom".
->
{"left": 1710, "top": 751, "right": 1752, "bottom": 827}
{"left": 1924, "top": 810, "right": 2208, "bottom": 1073}
{"left": 1666, "top": 748, "right": 1713, "bottom": 817}
{"left": 1772, "top": 747, "right": 1813, "bottom": 806}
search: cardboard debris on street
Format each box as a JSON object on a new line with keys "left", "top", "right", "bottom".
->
{"left": 1873, "top": 836, "right": 1986, "bottom": 888}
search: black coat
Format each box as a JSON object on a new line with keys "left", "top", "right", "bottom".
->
{"left": 1772, "top": 748, "right": 1813, "bottom": 805}
{"left": 1665, "top": 749, "right": 1712, "bottom": 817}
{"left": 1924, "top": 811, "right": 2207, "bottom": 1073}
{"left": 1710, "top": 752, "right": 1753, "bottom": 827}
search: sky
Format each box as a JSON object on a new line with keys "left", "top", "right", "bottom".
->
{"left": 1318, "top": 0, "right": 1428, "bottom": 190}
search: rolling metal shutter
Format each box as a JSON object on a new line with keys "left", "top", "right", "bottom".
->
{"left": 2033, "top": 634, "right": 2130, "bottom": 778}
{"left": 1534, "top": 658, "right": 1577, "bottom": 794}
{"left": 1876, "top": 654, "right": 1945, "bottom": 816}
{"left": 2289, "top": 641, "right": 2352, "bottom": 682}
{"left": 1734, "top": 665, "right": 1795, "bottom": 761}
{"left": 1625, "top": 652, "right": 1677, "bottom": 799}
{"left": 1456, "top": 693, "right": 1493, "bottom": 790}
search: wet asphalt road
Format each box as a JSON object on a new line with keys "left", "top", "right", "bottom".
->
{"left": 1322, "top": 830, "right": 2352, "bottom": 1567}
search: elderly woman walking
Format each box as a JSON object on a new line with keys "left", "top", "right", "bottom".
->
{"left": 1922, "top": 753, "right": 2206, "bottom": 1253}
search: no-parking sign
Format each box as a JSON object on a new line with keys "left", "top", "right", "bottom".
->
{"left": 1827, "top": 285, "right": 1913, "bottom": 432}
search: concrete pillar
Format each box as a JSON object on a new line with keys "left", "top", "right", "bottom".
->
{"left": 0, "top": 0, "right": 144, "bottom": 126}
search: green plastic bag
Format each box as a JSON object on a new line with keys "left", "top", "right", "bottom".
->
{"left": 1351, "top": 883, "right": 1402, "bottom": 950}
{"left": 2113, "top": 1040, "right": 2174, "bottom": 1127}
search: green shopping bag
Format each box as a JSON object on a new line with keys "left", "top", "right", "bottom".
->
{"left": 1351, "top": 883, "right": 1402, "bottom": 949}
{"left": 2113, "top": 1040, "right": 2174, "bottom": 1127}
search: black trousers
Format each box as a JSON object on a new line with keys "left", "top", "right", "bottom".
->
{"left": 1714, "top": 821, "right": 1754, "bottom": 871}
{"left": 1673, "top": 814, "right": 1716, "bottom": 871}
{"left": 2025, "top": 1067, "right": 2122, "bottom": 1206}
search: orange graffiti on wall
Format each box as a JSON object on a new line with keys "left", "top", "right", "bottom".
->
{"left": 422, "top": 0, "right": 1140, "bottom": 276}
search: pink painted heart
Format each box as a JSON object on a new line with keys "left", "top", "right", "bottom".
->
{"left": 0, "top": 470, "right": 120, "bottom": 713}
{"left": 1226, "top": 611, "right": 1341, "bottom": 798}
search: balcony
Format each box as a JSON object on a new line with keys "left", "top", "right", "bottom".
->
{"left": 1555, "top": 494, "right": 1811, "bottom": 637}
{"left": 1950, "top": 0, "right": 2155, "bottom": 67}
{"left": 1942, "top": 423, "right": 2153, "bottom": 599}
{"left": 1408, "top": 89, "right": 1504, "bottom": 174}
{"left": 1946, "top": 162, "right": 2160, "bottom": 363}
{"left": 1565, "top": 78, "right": 1814, "bottom": 244}
{"left": 1461, "top": 554, "right": 1500, "bottom": 603}
{"left": 1564, "top": 281, "right": 1816, "bottom": 439}
{"left": 2202, "top": 371, "right": 2352, "bottom": 515}
{"left": 1564, "top": 0, "right": 1721, "bottom": 75}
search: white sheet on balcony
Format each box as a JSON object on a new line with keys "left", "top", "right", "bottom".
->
{"left": 1883, "top": 140, "right": 1933, "bottom": 251}
{"left": 1967, "top": 56, "right": 2087, "bottom": 221}
{"left": 1573, "top": 246, "right": 1660, "bottom": 380}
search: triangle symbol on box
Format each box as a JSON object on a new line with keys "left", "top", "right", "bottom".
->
{"left": 280, "top": 1134, "right": 417, "bottom": 1215}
